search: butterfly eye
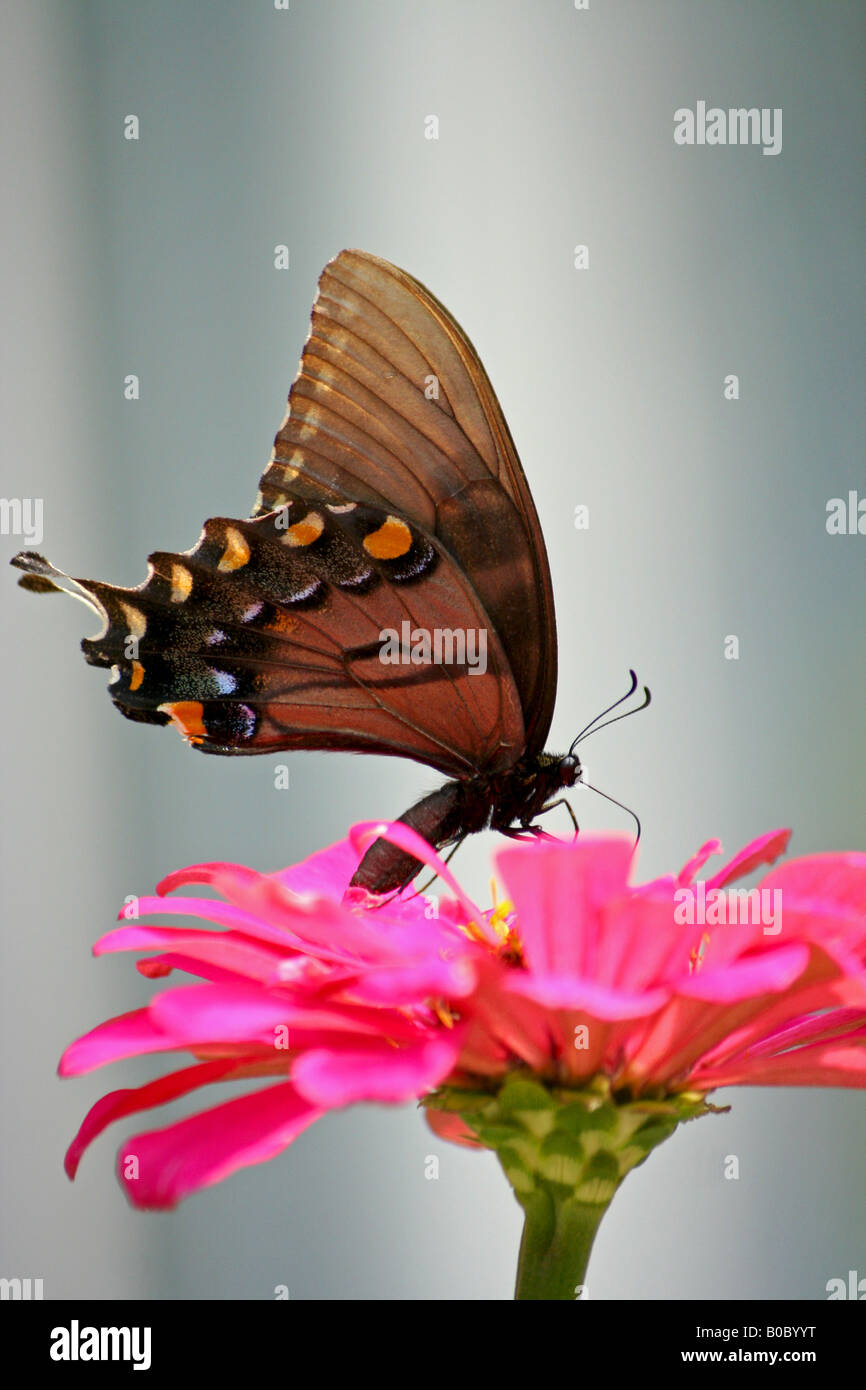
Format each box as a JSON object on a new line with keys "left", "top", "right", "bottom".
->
{"left": 559, "top": 755, "right": 580, "bottom": 786}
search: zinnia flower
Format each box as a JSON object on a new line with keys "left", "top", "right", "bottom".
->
{"left": 61, "top": 822, "right": 866, "bottom": 1298}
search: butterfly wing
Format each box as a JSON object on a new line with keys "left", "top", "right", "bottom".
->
{"left": 12, "top": 496, "right": 525, "bottom": 779}
{"left": 253, "top": 249, "right": 557, "bottom": 755}
{"left": 12, "top": 249, "right": 554, "bottom": 793}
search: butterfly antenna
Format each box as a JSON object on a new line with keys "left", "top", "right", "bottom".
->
{"left": 569, "top": 671, "right": 651, "bottom": 754}
{"left": 569, "top": 670, "right": 638, "bottom": 748}
{"left": 579, "top": 779, "right": 642, "bottom": 846}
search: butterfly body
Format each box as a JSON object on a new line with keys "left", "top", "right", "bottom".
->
{"left": 350, "top": 752, "right": 582, "bottom": 894}
{"left": 13, "top": 249, "right": 630, "bottom": 896}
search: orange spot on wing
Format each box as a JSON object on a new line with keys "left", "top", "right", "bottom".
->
{"left": 171, "top": 563, "right": 193, "bottom": 602}
{"left": 129, "top": 660, "right": 145, "bottom": 691}
{"left": 283, "top": 512, "right": 324, "bottom": 548}
{"left": 363, "top": 515, "right": 413, "bottom": 560}
{"left": 158, "top": 700, "right": 207, "bottom": 744}
{"left": 118, "top": 601, "right": 147, "bottom": 640}
{"left": 217, "top": 527, "right": 251, "bottom": 572}
{"left": 267, "top": 611, "right": 299, "bottom": 636}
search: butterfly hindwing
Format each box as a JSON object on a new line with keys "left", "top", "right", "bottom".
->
{"left": 57, "top": 494, "right": 525, "bottom": 777}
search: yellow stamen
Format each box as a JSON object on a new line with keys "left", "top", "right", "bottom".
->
{"left": 432, "top": 1001, "right": 456, "bottom": 1029}
{"left": 488, "top": 898, "right": 515, "bottom": 941}
{"left": 457, "top": 918, "right": 493, "bottom": 945}
{"left": 689, "top": 931, "right": 710, "bottom": 973}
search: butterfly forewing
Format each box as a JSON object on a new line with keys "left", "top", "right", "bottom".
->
{"left": 253, "top": 250, "right": 557, "bottom": 754}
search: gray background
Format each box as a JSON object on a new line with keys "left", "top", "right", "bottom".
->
{"left": 2, "top": 0, "right": 864, "bottom": 1299}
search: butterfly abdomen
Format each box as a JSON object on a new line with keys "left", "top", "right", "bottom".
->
{"left": 349, "top": 780, "right": 468, "bottom": 895}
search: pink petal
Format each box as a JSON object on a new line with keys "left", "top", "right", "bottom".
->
{"left": 273, "top": 837, "right": 361, "bottom": 896}
{"left": 693, "top": 976, "right": 866, "bottom": 1075}
{"left": 706, "top": 828, "right": 791, "bottom": 890}
{"left": 96, "top": 926, "right": 286, "bottom": 982}
{"left": 292, "top": 1033, "right": 462, "bottom": 1106}
{"left": 760, "top": 851, "right": 866, "bottom": 915}
{"left": 694, "top": 1039, "right": 866, "bottom": 1089}
{"left": 677, "top": 839, "right": 723, "bottom": 886}
{"left": 207, "top": 873, "right": 444, "bottom": 968}
{"left": 425, "top": 1107, "right": 483, "bottom": 1148}
{"left": 595, "top": 891, "right": 696, "bottom": 992}
{"left": 156, "top": 860, "right": 261, "bottom": 896}
{"left": 463, "top": 961, "right": 561, "bottom": 1071}
{"left": 60, "top": 1009, "right": 177, "bottom": 1076}
{"left": 128, "top": 894, "right": 300, "bottom": 949}
{"left": 745, "top": 1011, "right": 866, "bottom": 1059}
{"left": 136, "top": 953, "right": 243, "bottom": 986}
{"left": 678, "top": 943, "right": 810, "bottom": 1002}
{"left": 149, "top": 982, "right": 422, "bottom": 1046}
{"left": 626, "top": 955, "right": 851, "bottom": 1086}
{"left": 497, "top": 835, "right": 634, "bottom": 976}
{"left": 506, "top": 970, "right": 667, "bottom": 1018}
{"left": 119, "top": 1081, "right": 321, "bottom": 1209}
{"left": 65, "top": 1057, "right": 249, "bottom": 1177}
{"left": 347, "top": 954, "right": 478, "bottom": 1005}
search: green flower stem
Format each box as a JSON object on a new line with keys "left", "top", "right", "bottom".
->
{"left": 425, "top": 1073, "right": 723, "bottom": 1302}
{"left": 514, "top": 1190, "right": 607, "bottom": 1301}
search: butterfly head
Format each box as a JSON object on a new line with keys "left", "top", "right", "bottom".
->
{"left": 530, "top": 749, "right": 583, "bottom": 806}
{"left": 557, "top": 752, "right": 582, "bottom": 789}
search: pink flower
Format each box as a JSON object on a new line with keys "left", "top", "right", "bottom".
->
{"left": 61, "top": 823, "right": 866, "bottom": 1209}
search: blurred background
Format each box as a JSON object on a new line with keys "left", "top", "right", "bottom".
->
{"left": 1, "top": 0, "right": 864, "bottom": 1299}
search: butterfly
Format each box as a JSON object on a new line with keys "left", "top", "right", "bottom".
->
{"left": 12, "top": 249, "right": 648, "bottom": 895}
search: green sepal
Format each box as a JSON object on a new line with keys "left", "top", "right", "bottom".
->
{"left": 424, "top": 1070, "right": 721, "bottom": 1299}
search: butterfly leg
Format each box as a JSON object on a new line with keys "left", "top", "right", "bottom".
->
{"left": 539, "top": 797, "right": 580, "bottom": 838}
{"left": 498, "top": 825, "right": 556, "bottom": 849}
{"left": 409, "top": 836, "right": 467, "bottom": 898}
